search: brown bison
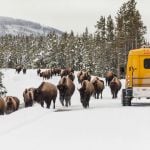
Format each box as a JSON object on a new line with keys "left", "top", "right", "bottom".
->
{"left": 91, "top": 77, "right": 104, "bottom": 99}
{"left": 68, "top": 72, "right": 75, "bottom": 81}
{"left": 60, "top": 67, "right": 74, "bottom": 78}
{"left": 57, "top": 76, "right": 75, "bottom": 107}
{"left": 4, "top": 96, "right": 20, "bottom": 114}
{"left": 105, "top": 71, "right": 115, "bottom": 86}
{"left": 53, "top": 68, "right": 61, "bottom": 76}
{"left": 78, "top": 80, "right": 94, "bottom": 108}
{"left": 77, "top": 70, "right": 83, "bottom": 83}
{"left": 34, "top": 82, "right": 57, "bottom": 109}
{"left": 23, "top": 88, "right": 35, "bottom": 107}
{"left": 0, "top": 98, "right": 5, "bottom": 115}
{"left": 78, "top": 71, "right": 91, "bottom": 84}
{"left": 39, "top": 70, "right": 51, "bottom": 80}
{"left": 109, "top": 77, "right": 122, "bottom": 98}
{"left": 15, "top": 66, "right": 22, "bottom": 74}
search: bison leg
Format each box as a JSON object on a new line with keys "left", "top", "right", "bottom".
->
{"left": 112, "top": 92, "right": 115, "bottom": 99}
{"left": 94, "top": 93, "right": 96, "bottom": 99}
{"left": 0, "top": 110, "right": 4, "bottom": 115}
{"left": 87, "top": 101, "right": 89, "bottom": 108}
{"left": 97, "top": 93, "right": 100, "bottom": 99}
{"left": 46, "top": 100, "right": 51, "bottom": 109}
{"left": 53, "top": 99, "right": 56, "bottom": 109}
{"left": 68, "top": 96, "right": 71, "bottom": 106}
{"left": 115, "top": 90, "right": 118, "bottom": 98}
{"left": 40, "top": 101, "right": 44, "bottom": 107}
{"left": 65, "top": 97, "right": 71, "bottom": 107}
{"left": 25, "top": 102, "right": 28, "bottom": 107}
{"left": 60, "top": 100, "right": 64, "bottom": 106}
{"left": 26, "top": 101, "right": 33, "bottom": 107}
{"left": 100, "top": 92, "right": 102, "bottom": 99}
{"left": 83, "top": 97, "right": 90, "bottom": 108}
{"left": 82, "top": 102, "right": 87, "bottom": 108}
{"left": 65, "top": 99, "right": 68, "bottom": 107}
{"left": 29, "top": 101, "right": 33, "bottom": 107}
{"left": 68, "top": 100, "right": 71, "bottom": 106}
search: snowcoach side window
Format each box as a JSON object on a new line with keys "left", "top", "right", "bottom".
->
{"left": 144, "top": 59, "right": 150, "bottom": 69}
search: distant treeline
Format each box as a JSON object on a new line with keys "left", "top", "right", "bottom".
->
{"left": 0, "top": 0, "right": 147, "bottom": 77}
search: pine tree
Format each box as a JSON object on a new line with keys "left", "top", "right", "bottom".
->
{"left": 95, "top": 16, "right": 107, "bottom": 75}
{"left": 81, "top": 27, "right": 93, "bottom": 72}
{"left": 115, "top": 0, "right": 147, "bottom": 77}
{"left": 106, "top": 15, "right": 116, "bottom": 72}
{"left": 0, "top": 71, "right": 7, "bottom": 96}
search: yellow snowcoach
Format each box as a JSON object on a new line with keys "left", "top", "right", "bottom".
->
{"left": 122, "top": 46, "right": 150, "bottom": 106}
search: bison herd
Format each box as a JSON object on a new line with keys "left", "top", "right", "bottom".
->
{"left": 0, "top": 68, "right": 122, "bottom": 115}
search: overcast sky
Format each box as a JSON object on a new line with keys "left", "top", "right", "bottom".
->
{"left": 0, "top": 0, "right": 149, "bottom": 40}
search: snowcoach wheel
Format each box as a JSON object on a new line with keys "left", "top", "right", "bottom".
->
{"left": 121, "top": 89, "right": 131, "bottom": 106}
{"left": 122, "top": 98, "right": 131, "bottom": 106}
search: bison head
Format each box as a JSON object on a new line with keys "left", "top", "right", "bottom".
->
{"left": 57, "top": 84, "right": 68, "bottom": 102}
{"left": 78, "top": 87, "right": 89, "bottom": 108}
{"left": 23, "top": 88, "right": 35, "bottom": 107}
{"left": 5, "top": 97, "right": 14, "bottom": 114}
{"left": 78, "top": 80, "right": 90, "bottom": 108}
{"left": 34, "top": 88, "right": 43, "bottom": 103}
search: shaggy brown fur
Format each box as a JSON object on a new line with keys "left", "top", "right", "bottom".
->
{"left": 51, "top": 68, "right": 60, "bottom": 77}
{"left": 105, "top": 71, "right": 115, "bottom": 86}
{"left": 57, "top": 76, "right": 75, "bottom": 107}
{"left": 78, "top": 71, "right": 91, "bottom": 84}
{"left": 0, "top": 98, "right": 5, "bottom": 115}
{"left": 109, "top": 77, "right": 122, "bottom": 99}
{"left": 4, "top": 96, "right": 20, "bottom": 114}
{"left": 23, "top": 88, "right": 35, "bottom": 107}
{"left": 53, "top": 68, "right": 61, "bottom": 76}
{"left": 60, "top": 68, "right": 74, "bottom": 78}
{"left": 68, "top": 72, "right": 75, "bottom": 81}
{"left": 78, "top": 80, "right": 94, "bottom": 108}
{"left": 39, "top": 70, "right": 51, "bottom": 80}
{"left": 34, "top": 82, "right": 57, "bottom": 109}
{"left": 77, "top": 71, "right": 83, "bottom": 83}
{"left": 91, "top": 77, "right": 104, "bottom": 99}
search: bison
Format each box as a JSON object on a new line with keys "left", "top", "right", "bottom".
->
{"left": 39, "top": 70, "right": 51, "bottom": 80}
{"left": 34, "top": 82, "right": 57, "bottom": 109}
{"left": 57, "top": 76, "right": 75, "bottom": 107}
{"left": 0, "top": 98, "right": 5, "bottom": 115}
{"left": 78, "top": 80, "right": 94, "bottom": 108}
{"left": 78, "top": 71, "right": 91, "bottom": 84}
{"left": 105, "top": 71, "right": 115, "bottom": 86}
{"left": 53, "top": 68, "right": 61, "bottom": 76}
{"left": 68, "top": 72, "right": 75, "bottom": 81}
{"left": 91, "top": 77, "right": 104, "bottom": 99}
{"left": 15, "top": 66, "right": 22, "bottom": 74}
{"left": 109, "top": 77, "right": 122, "bottom": 98}
{"left": 23, "top": 88, "right": 35, "bottom": 107}
{"left": 77, "top": 70, "right": 83, "bottom": 83}
{"left": 4, "top": 96, "right": 20, "bottom": 114}
{"left": 60, "top": 67, "right": 74, "bottom": 78}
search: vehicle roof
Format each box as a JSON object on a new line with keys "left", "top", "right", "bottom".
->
{"left": 129, "top": 48, "right": 150, "bottom": 56}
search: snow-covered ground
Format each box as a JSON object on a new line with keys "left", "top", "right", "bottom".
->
{"left": 0, "top": 69, "right": 150, "bottom": 150}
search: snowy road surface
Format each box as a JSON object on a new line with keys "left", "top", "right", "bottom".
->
{"left": 0, "top": 69, "right": 150, "bottom": 150}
